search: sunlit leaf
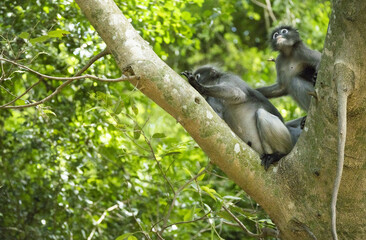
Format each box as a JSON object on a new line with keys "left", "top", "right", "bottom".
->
{"left": 18, "top": 32, "right": 30, "bottom": 39}
{"left": 131, "top": 104, "right": 138, "bottom": 115}
{"left": 133, "top": 124, "right": 141, "bottom": 139}
{"left": 114, "top": 100, "right": 124, "bottom": 114}
{"left": 152, "top": 133, "right": 166, "bottom": 138}
{"left": 201, "top": 186, "right": 217, "bottom": 201}
{"left": 183, "top": 209, "right": 193, "bottom": 221}
{"left": 43, "top": 110, "right": 57, "bottom": 116}
{"left": 48, "top": 29, "right": 71, "bottom": 38}
{"left": 116, "top": 233, "right": 132, "bottom": 240}
{"left": 30, "top": 35, "right": 50, "bottom": 45}
{"left": 127, "top": 236, "right": 138, "bottom": 240}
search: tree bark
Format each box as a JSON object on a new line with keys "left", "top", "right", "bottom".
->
{"left": 75, "top": 0, "right": 366, "bottom": 239}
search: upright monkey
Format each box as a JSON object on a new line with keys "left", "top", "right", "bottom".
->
{"left": 257, "top": 26, "right": 321, "bottom": 111}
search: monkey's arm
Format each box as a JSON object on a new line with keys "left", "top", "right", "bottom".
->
{"left": 182, "top": 71, "right": 247, "bottom": 104}
{"left": 256, "top": 83, "right": 288, "bottom": 98}
{"left": 197, "top": 83, "right": 247, "bottom": 104}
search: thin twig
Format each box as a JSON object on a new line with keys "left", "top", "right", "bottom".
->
{"left": 154, "top": 231, "right": 165, "bottom": 240}
{"left": 0, "top": 49, "right": 138, "bottom": 109}
{"left": 250, "top": 0, "right": 277, "bottom": 22}
{"left": 0, "top": 56, "right": 133, "bottom": 82}
{"left": 222, "top": 205, "right": 279, "bottom": 238}
{"left": 162, "top": 211, "right": 211, "bottom": 231}
{"left": 74, "top": 48, "right": 110, "bottom": 77}
{"left": 0, "top": 79, "right": 42, "bottom": 108}
{"left": 87, "top": 204, "right": 119, "bottom": 240}
{"left": 265, "top": 0, "right": 277, "bottom": 22}
{"left": 0, "top": 227, "right": 24, "bottom": 233}
{"left": 130, "top": 205, "right": 153, "bottom": 240}
{"left": 160, "top": 164, "right": 210, "bottom": 233}
{"left": 251, "top": 0, "right": 267, "bottom": 8}
{"left": 142, "top": 131, "right": 176, "bottom": 195}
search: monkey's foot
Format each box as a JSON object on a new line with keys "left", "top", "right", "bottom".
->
{"left": 300, "top": 116, "right": 307, "bottom": 129}
{"left": 312, "top": 71, "right": 318, "bottom": 85}
{"left": 261, "top": 153, "right": 286, "bottom": 171}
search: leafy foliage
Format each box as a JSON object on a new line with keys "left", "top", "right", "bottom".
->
{"left": 0, "top": 0, "right": 330, "bottom": 239}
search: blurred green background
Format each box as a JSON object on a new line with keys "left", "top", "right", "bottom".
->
{"left": 0, "top": 0, "right": 330, "bottom": 239}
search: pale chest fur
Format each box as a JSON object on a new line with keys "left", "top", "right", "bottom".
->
{"left": 276, "top": 55, "right": 305, "bottom": 84}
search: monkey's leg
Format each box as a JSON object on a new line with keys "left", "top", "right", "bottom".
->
{"left": 285, "top": 116, "right": 305, "bottom": 145}
{"left": 255, "top": 108, "right": 293, "bottom": 170}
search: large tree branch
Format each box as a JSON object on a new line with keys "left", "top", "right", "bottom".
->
{"left": 74, "top": 0, "right": 286, "bottom": 223}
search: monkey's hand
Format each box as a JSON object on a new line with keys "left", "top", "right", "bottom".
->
{"left": 261, "top": 153, "right": 285, "bottom": 171}
{"left": 181, "top": 71, "right": 205, "bottom": 94}
{"left": 181, "top": 71, "right": 194, "bottom": 80}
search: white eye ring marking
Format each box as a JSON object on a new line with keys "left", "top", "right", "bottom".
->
{"left": 195, "top": 73, "right": 200, "bottom": 79}
{"left": 280, "top": 28, "right": 288, "bottom": 34}
{"left": 273, "top": 32, "right": 279, "bottom": 39}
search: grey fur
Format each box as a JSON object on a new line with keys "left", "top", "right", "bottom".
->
{"left": 182, "top": 66, "right": 296, "bottom": 169}
{"left": 257, "top": 26, "right": 321, "bottom": 111}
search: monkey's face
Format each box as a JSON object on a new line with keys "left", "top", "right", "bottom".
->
{"left": 270, "top": 25, "right": 300, "bottom": 51}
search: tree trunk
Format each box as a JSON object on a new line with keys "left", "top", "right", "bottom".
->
{"left": 75, "top": 0, "right": 366, "bottom": 239}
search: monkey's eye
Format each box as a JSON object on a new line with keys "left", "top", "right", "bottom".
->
{"left": 195, "top": 73, "right": 201, "bottom": 79}
{"left": 280, "top": 29, "right": 288, "bottom": 34}
{"left": 273, "top": 32, "right": 279, "bottom": 39}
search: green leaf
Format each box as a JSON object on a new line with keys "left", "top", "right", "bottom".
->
{"left": 127, "top": 236, "right": 137, "bottom": 240}
{"left": 43, "top": 110, "right": 57, "bottom": 116}
{"left": 48, "top": 29, "right": 71, "bottom": 38}
{"left": 197, "top": 173, "right": 205, "bottom": 182}
{"left": 217, "top": 211, "right": 233, "bottom": 222}
{"left": 30, "top": 35, "right": 50, "bottom": 45}
{"left": 133, "top": 124, "right": 141, "bottom": 140}
{"left": 183, "top": 167, "right": 192, "bottom": 177}
{"left": 196, "top": 167, "right": 206, "bottom": 181}
{"left": 18, "top": 32, "right": 30, "bottom": 39}
{"left": 116, "top": 233, "right": 132, "bottom": 240}
{"left": 14, "top": 6, "right": 24, "bottom": 14}
{"left": 201, "top": 186, "right": 218, "bottom": 201}
{"left": 43, "top": 6, "right": 49, "bottom": 14}
{"left": 183, "top": 209, "right": 193, "bottom": 221}
{"left": 163, "top": 32, "right": 170, "bottom": 44}
{"left": 160, "top": 151, "right": 181, "bottom": 157}
{"left": 152, "top": 133, "right": 166, "bottom": 138}
{"left": 113, "top": 100, "right": 124, "bottom": 114}
{"left": 131, "top": 104, "right": 138, "bottom": 115}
